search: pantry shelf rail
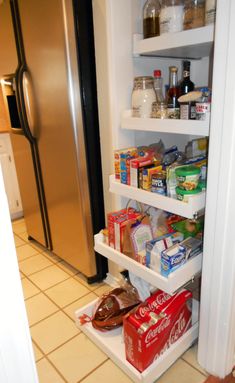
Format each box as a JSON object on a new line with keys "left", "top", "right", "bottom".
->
{"left": 109, "top": 175, "right": 206, "bottom": 219}
{"left": 94, "top": 233, "right": 202, "bottom": 295}
{"left": 133, "top": 25, "right": 214, "bottom": 59}
{"left": 121, "top": 110, "right": 210, "bottom": 136}
{"left": 75, "top": 299, "right": 199, "bottom": 383}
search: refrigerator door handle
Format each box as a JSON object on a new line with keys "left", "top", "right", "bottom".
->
{"left": 15, "top": 65, "right": 35, "bottom": 144}
{"left": 22, "top": 70, "right": 37, "bottom": 139}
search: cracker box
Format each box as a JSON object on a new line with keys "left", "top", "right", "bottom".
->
{"left": 142, "top": 165, "right": 162, "bottom": 190}
{"left": 120, "top": 148, "right": 138, "bottom": 185}
{"left": 107, "top": 208, "right": 141, "bottom": 251}
{"left": 114, "top": 147, "right": 137, "bottom": 180}
{"left": 114, "top": 147, "right": 137, "bottom": 181}
{"left": 130, "top": 156, "right": 155, "bottom": 188}
{"left": 123, "top": 289, "right": 192, "bottom": 372}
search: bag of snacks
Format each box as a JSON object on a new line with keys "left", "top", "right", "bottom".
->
{"left": 91, "top": 286, "right": 140, "bottom": 332}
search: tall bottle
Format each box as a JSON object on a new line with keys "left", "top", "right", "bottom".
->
{"left": 153, "top": 70, "right": 164, "bottom": 103}
{"left": 166, "top": 66, "right": 180, "bottom": 119}
{"left": 180, "top": 61, "right": 195, "bottom": 95}
{"left": 143, "top": 0, "right": 161, "bottom": 39}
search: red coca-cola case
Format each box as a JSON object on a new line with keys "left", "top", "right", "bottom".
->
{"left": 123, "top": 289, "right": 192, "bottom": 372}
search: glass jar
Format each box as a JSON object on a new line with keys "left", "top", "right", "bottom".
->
{"left": 132, "top": 77, "right": 156, "bottom": 118}
{"left": 143, "top": 0, "right": 161, "bottom": 39}
{"left": 205, "top": 0, "right": 216, "bottom": 25}
{"left": 152, "top": 101, "right": 168, "bottom": 119}
{"left": 160, "top": 0, "right": 184, "bottom": 35}
{"left": 183, "top": 0, "right": 205, "bottom": 30}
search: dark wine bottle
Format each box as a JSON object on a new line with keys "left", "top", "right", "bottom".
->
{"left": 180, "top": 60, "right": 195, "bottom": 95}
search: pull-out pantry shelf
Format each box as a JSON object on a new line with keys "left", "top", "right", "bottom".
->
{"left": 109, "top": 175, "right": 205, "bottom": 219}
{"left": 133, "top": 25, "right": 214, "bottom": 59}
{"left": 94, "top": 233, "right": 202, "bottom": 295}
{"left": 75, "top": 299, "right": 199, "bottom": 383}
{"left": 121, "top": 110, "right": 210, "bottom": 136}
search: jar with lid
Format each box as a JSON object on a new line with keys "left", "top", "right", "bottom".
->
{"left": 205, "top": 0, "right": 216, "bottom": 25}
{"left": 183, "top": 0, "right": 205, "bottom": 30}
{"left": 131, "top": 77, "right": 156, "bottom": 118}
{"left": 143, "top": 0, "right": 161, "bottom": 39}
{"left": 152, "top": 101, "right": 168, "bottom": 119}
{"left": 160, "top": 0, "right": 184, "bottom": 35}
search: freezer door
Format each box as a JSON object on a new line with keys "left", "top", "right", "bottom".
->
{"left": 17, "top": 0, "right": 96, "bottom": 276}
{"left": 10, "top": 132, "right": 47, "bottom": 247}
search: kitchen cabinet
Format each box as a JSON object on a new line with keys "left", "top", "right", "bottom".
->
{"left": 0, "top": 133, "right": 23, "bottom": 219}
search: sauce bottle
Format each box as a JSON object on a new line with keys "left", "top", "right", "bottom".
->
{"left": 166, "top": 66, "right": 180, "bottom": 119}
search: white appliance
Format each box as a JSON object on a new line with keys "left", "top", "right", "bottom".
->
{"left": 76, "top": 0, "right": 235, "bottom": 381}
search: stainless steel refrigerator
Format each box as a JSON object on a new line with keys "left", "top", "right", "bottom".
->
{"left": 0, "top": 0, "right": 107, "bottom": 281}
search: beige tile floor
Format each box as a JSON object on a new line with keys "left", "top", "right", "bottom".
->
{"left": 13, "top": 218, "right": 208, "bottom": 383}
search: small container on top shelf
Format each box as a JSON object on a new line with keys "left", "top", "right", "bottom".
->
{"left": 183, "top": 0, "right": 205, "bottom": 31}
{"left": 143, "top": 0, "right": 161, "bottom": 39}
{"left": 131, "top": 76, "right": 156, "bottom": 118}
{"left": 205, "top": 0, "right": 216, "bottom": 25}
{"left": 160, "top": 0, "right": 184, "bottom": 35}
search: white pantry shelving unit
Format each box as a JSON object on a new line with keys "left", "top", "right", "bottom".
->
{"left": 109, "top": 175, "right": 206, "bottom": 219}
{"left": 95, "top": 233, "right": 202, "bottom": 295}
{"left": 133, "top": 25, "right": 214, "bottom": 59}
{"left": 121, "top": 110, "right": 210, "bottom": 136}
{"left": 87, "top": 2, "right": 215, "bottom": 381}
{"left": 75, "top": 299, "right": 199, "bottom": 383}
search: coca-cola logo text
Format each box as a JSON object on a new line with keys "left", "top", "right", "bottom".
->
{"left": 137, "top": 292, "right": 171, "bottom": 318}
{"left": 169, "top": 312, "right": 186, "bottom": 345}
{"left": 145, "top": 315, "right": 171, "bottom": 344}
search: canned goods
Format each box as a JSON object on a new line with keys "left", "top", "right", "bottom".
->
{"left": 151, "top": 171, "right": 167, "bottom": 195}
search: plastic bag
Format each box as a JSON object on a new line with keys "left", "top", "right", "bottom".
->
{"left": 91, "top": 285, "right": 140, "bottom": 332}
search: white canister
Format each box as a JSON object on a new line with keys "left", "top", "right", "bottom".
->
{"left": 131, "top": 76, "right": 156, "bottom": 118}
{"left": 205, "top": 0, "right": 216, "bottom": 25}
{"left": 160, "top": 0, "right": 184, "bottom": 34}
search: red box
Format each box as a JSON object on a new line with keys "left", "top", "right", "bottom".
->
{"left": 123, "top": 289, "right": 192, "bottom": 372}
{"left": 107, "top": 208, "right": 140, "bottom": 251}
{"left": 130, "top": 156, "right": 155, "bottom": 188}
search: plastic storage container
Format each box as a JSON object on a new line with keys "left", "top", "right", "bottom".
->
{"left": 160, "top": 0, "right": 184, "bottom": 35}
{"left": 183, "top": 0, "right": 205, "bottom": 30}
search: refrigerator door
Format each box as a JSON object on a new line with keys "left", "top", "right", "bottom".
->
{"left": 17, "top": 0, "right": 97, "bottom": 276}
{"left": 10, "top": 132, "right": 47, "bottom": 247}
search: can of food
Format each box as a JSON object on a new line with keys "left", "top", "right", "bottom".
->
{"left": 176, "top": 186, "right": 201, "bottom": 203}
{"left": 151, "top": 171, "right": 167, "bottom": 195}
{"left": 175, "top": 165, "right": 200, "bottom": 191}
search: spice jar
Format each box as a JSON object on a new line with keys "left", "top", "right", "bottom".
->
{"left": 152, "top": 101, "right": 168, "bottom": 119}
{"left": 183, "top": 0, "right": 205, "bottom": 30}
{"left": 131, "top": 76, "right": 156, "bottom": 118}
{"left": 143, "top": 0, "right": 161, "bottom": 39}
{"left": 160, "top": 0, "right": 184, "bottom": 35}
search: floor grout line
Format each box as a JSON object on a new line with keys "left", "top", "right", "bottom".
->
{"left": 181, "top": 357, "right": 208, "bottom": 377}
{"left": 77, "top": 359, "right": 109, "bottom": 383}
